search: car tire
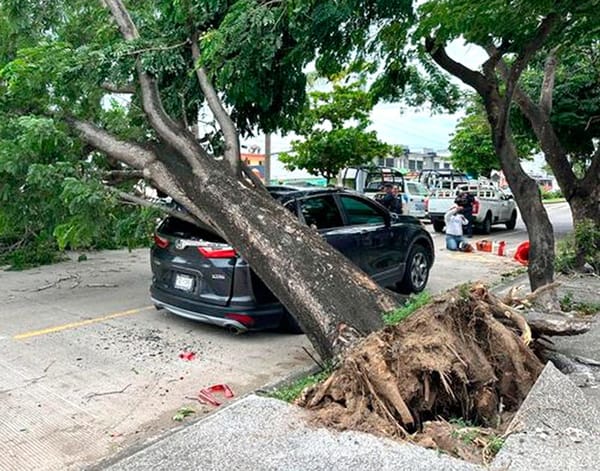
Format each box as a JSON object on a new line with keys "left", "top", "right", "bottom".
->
{"left": 506, "top": 210, "right": 517, "bottom": 230}
{"left": 397, "top": 245, "right": 430, "bottom": 294}
{"left": 481, "top": 213, "right": 492, "bottom": 234}
{"left": 432, "top": 220, "right": 445, "bottom": 233}
{"left": 279, "top": 310, "right": 304, "bottom": 334}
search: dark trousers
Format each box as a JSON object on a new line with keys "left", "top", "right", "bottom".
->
{"left": 463, "top": 209, "right": 473, "bottom": 236}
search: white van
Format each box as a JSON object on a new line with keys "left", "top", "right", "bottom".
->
{"left": 402, "top": 180, "right": 429, "bottom": 218}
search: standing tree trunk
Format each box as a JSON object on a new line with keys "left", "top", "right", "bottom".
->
{"left": 425, "top": 14, "right": 560, "bottom": 290}
{"left": 490, "top": 123, "right": 555, "bottom": 289}
{"left": 74, "top": 0, "right": 401, "bottom": 361}
{"left": 497, "top": 49, "right": 600, "bottom": 270}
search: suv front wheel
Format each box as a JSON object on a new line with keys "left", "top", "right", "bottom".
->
{"left": 397, "top": 245, "right": 430, "bottom": 294}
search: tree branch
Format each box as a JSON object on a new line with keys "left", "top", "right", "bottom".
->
{"left": 67, "top": 116, "right": 213, "bottom": 224}
{"left": 101, "top": 82, "right": 136, "bottom": 94}
{"left": 103, "top": 0, "right": 211, "bottom": 176}
{"left": 490, "top": 53, "right": 579, "bottom": 196}
{"left": 110, "top": 188, "right": 199, "bottom": 225}
{"left": 499, "top": 13, "right": 560, "bottom": 131}
{"left": 425, "top": 37, "right": 492, "bottom": 98}
{"left": 190, "top": 33, "right": 241, "bottom": 174}
{"left": 125, "top": 40, "right": 189, "bottom": 56}
{"left": 241, "top": 160, "right": 269, "bottom": 192}
{"left": 66, "top": 117, "right": 156, "bottom": 170}
{"left": 540, "top": 47, "right": 560, "bottom": 114}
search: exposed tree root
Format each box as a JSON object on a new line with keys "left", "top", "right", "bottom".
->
{"left": 298, "top": 284, "right": 544, "bottom": 447}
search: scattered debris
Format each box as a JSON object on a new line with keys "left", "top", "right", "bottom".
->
{"left": 172, "top": 407, "right": 196, "bottom": 422}
{"left": 33, "top": 274, "right": 79, "bottom": 292}
{"left": 501, "top": 281, "right": 593, "bottom": 336}
{"left": 179, "top": 351, "right": 196, "bottom": 361}
{"left": 84, "top": 384, "right": 132, "bottom": 401}
{"left": 198, "top": 384, "right": 234, "bottom": 407}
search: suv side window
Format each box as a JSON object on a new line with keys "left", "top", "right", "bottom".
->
{"left": 299, "top": 195, "right": 343, "bottom": 229}
{"left": 339, "top": 196, "right": 386, "bottom": 225}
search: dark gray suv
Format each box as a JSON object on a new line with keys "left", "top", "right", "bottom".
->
{"left": 150, "top": 187, "right": 434, "bottom": 333}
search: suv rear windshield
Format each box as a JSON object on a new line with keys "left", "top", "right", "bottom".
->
{"left": 158, "top": 217, "right": 224, "bottom": 243}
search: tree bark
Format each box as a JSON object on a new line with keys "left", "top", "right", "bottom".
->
{"left": 92, "top": 0, "right": 400, "bottom": 360}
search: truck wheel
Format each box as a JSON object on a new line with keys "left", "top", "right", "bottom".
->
{"left": 506, "top": 210, "right": 517, "bottom": 230}
{"left": 482, "top": 213, "right": 492, "bottom": 234}
{"left": 432, "top": 220, "right": 445, "bottom": 233}
{"left": 397, "top": 245, "right": 430, "bottom": 294}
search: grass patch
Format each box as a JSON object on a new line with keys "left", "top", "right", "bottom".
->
{"left": 268, "top": 368, "right": 332, "bottom": 403}
{"left": 499, "top": 267, "right": 527, "bottom": 281}
{"left": 449, "top": 417, "right": 506, "bottom": 462}
{"left": 560, "top": 292, "right": 600, "bottom": 316}
{"left": 383, "top": 291, "right": 432, "bottom": 325}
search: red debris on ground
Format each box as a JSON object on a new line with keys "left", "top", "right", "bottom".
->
{"left": 198, "top": 384, "right": 234, "bottom": 407}
{"left": 179, "top": 351, "right": 196, "bottom": 361}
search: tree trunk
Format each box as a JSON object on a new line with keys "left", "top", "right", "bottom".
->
{"left": 501, "top": 50, "right": 600, "bottom": 270}
{"left": 492, "top": 132, "right": 555, "bottom": 290}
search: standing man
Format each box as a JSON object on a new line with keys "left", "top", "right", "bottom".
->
{"left": 456, "top": 191, "right": 474, "bottom": 237}
{"left": 380, "top": 183, "right": 402, "bottom": 214}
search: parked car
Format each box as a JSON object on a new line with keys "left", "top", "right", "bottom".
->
{"left": 150, "top": 187, "right": 435, "bottom": 333}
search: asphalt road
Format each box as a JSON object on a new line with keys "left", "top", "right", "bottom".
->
{"left": 0, "top": 202, "right": 572, "bottom": 470}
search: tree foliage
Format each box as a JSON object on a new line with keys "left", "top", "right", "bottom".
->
{"left": 279, "top": 78, "right": 389, "bottom": 181}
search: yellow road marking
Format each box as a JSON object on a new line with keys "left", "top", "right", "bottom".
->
{"left": 13, "top": 306, "right": 154, "bottom": 340}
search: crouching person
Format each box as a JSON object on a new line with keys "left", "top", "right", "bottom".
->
{"left": 444, "top": 205, "right": 469, "bottom": 251}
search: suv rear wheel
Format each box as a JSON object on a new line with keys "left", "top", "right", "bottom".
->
{"left": 397, "top": 245, "right": 430, "bottom": 294}
{"left": 432, "top": 220, "right": 445, "bottom": 233}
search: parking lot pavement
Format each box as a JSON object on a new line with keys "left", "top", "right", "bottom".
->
{"left": 0, "top": 249, "right": 315, "bottom": 471}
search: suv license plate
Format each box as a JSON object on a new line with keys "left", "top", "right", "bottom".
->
{"left": 174, "top": 274, "right": 194, "bottom": 292}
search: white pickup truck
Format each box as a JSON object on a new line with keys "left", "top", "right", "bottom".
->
{"left": 427, "top": 182, "right": 518, "bottom": 234}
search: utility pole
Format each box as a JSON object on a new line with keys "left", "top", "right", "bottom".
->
{"left": 264, "top": 133, "right": 271, "bottom": 184}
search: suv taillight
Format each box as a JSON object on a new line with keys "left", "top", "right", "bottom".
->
{"left": 154, "top": 234, "right": 169, "bottom": 248}
{"left": 472, "top": 199, "right": 480, "bottom": 215}
{"left": 198, "top": 243, "right": 237, "bottom": 259}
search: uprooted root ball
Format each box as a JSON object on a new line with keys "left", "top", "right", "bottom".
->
{"left": 297, "top": 284, "right": 543, "bottom": 442}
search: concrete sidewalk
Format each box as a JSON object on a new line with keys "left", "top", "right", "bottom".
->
{"left": 100, "top": 365, "right": 600, "bottom": 471}
{"left": 100, "top": 274, "right": 600, "bottom": 471}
